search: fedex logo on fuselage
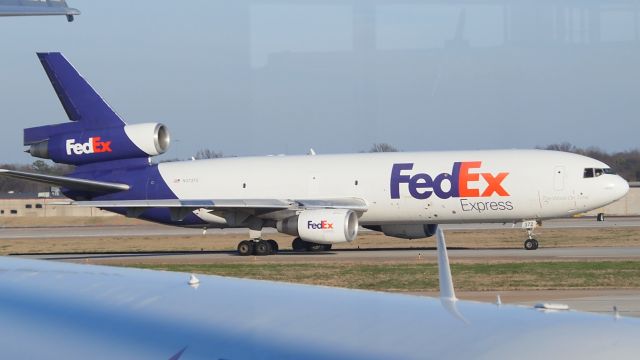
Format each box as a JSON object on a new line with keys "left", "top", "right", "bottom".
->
{"left": 391, "top": 162, "right": 509, "bottom": 200}
{"left": 65, "top": 137, "right": 112, "bottom": 156}
{"left": 307, "top": 220, "right": 334, "bottom": 230}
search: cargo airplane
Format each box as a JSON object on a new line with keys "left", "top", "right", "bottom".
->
{"left": 0, "top": 53, "right": 629, "bottom": 255}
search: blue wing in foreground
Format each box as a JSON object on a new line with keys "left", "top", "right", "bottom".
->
{"left": 0, "top": 256, "right": 639, "bottom": 359}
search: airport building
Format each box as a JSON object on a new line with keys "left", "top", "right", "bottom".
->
{"left": 0, "top": 191, "right": 116, "bottom": 217}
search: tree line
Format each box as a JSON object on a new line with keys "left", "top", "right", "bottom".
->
{"left": 1, "top": 143, "right": 638, "bottom": 193}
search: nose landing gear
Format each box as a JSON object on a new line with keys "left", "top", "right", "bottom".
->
{"left": 522, "top": 220, "right": 539, "bottom": 250}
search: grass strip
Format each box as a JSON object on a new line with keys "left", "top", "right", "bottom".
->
{"left": 131, "top": 261, "right": 640, "bottom": 292}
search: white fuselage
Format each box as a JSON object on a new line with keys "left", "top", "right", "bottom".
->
{"left": 157, "top": 149, "right": 628, "bottom": 226}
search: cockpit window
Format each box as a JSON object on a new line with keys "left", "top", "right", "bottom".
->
{"left": 583, "top": 168, "right": 594, "bottom": 178}
{"left": 584, "top": 168, "right": 614, "bottom": 178}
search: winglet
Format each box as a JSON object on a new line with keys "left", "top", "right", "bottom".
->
{"left": 436, "top": 228, "right": 457, "bottom": 302}
{"left": 36, "top": 52, "right": 124, "bottom": 127}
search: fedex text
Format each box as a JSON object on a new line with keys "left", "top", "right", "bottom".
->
{"left": 390, "top": 162, "right": 509, "bottom": 200}
{"left": 66, "top": 137, "right": 112, "bottom": 156}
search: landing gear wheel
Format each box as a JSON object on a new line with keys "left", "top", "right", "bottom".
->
{"left": 237, "top": 240, "right": 255, "bottom": 256}
{"left": 292, "top": 237, "right": 306, "bottom": 251}
{"left": 267, "top": 240, "right": 279, "bottom": 253}
{"left": 597, "top": 213, "right": 605, "bottom": 222}
{"left": 322, "top": 244, "right": 332, "bottom": 251}
{"left": 254, "top": 240, "right": 272, "bottom": 256}
{"left": 524, "top": 238, "right": 539, "bottom": 250}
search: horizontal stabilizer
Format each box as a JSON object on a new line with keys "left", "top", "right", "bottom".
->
{"left": 37, "top": 52, "right": 124, "bottom": 127}
{"left": 0, "top": 169, "right": 129, "bottom": 193}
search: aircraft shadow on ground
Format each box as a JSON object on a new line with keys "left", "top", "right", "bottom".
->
{"left": 8, "top": 246, "right": 521, "bottom": 261}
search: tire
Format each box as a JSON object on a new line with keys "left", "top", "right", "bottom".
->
{"left": 267, "top": 240, "right": 279, "bottom": 253}
{"left": 524, "top": 239, "right": 538, "bottom": 251}
{"left": 292, "top": 237, "right": 306, "bottom": 251}
{"left": 597, "top": 213, "right": 605, "bottom": 222}
{"left": 322, "top": 244, "right": 332, "bottom": 251}
{"left": 237, "top": 240, "right": 254, "bottom": 256}
{"left": 254, "top": 240, "right": 272, "bottom": 256}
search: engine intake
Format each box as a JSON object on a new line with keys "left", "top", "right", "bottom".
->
{"left": 277, "top": 209, "right": 359, "bottom": 244}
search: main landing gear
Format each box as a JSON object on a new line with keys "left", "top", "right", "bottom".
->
{"left": 292, "top": 237, "right": 332, "bottom": 252}
{"left": 237, "top": 239, "right": 279, "bottom": 256}
{"left": 522, "top": 220, "right": 539, "bottom": 250}
{"left": 234, "top": 233, "right": 332, "bottom": 256}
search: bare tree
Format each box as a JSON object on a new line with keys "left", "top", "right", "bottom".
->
{"left": 369, "top": 143, "right": 399, "bottom": 153}
{"left": 539, "top": 142, "right": 576, "bottom": 152}
{"left": 194, "top": 148, "right": 224, "bottom": 159}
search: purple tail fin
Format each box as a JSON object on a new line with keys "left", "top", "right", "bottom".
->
{"left": 24, "top": 53, "right": 170, "bottom": 166}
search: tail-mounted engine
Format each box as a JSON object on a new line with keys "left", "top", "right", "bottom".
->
{"left": 25, "top": 122, "right": 170, "bottom": 165}
{"left": 23, "top": 53, "right": 172, "bottom": 166}
{"left": 277, "top": 209, "right": 359, "bottom": 244}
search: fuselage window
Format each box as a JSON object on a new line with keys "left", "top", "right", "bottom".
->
{"left": 583, "top": 168, "right": 594, "bottom": 178}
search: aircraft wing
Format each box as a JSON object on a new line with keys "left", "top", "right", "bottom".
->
{"left": 0, "top": 256, "right": 639, "bottom": 359}
{"left": 0, "top": 0, "right": 79, "bottom": 21}
{"left": 0, "top": 169, "right": 129, "bottom": 193}
{"left": 0, "top": 168, "right": 367, "bottom": 212}
{"left": 70, "top": 197, "right": 369, "bottom": 212}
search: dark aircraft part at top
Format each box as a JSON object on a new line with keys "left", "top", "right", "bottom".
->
{"left": 0, "top": 0, "right": 79, "bottom": 22}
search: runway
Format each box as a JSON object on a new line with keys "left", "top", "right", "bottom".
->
{"left": 2, "top": 216, "right": 640, "bottom": 239}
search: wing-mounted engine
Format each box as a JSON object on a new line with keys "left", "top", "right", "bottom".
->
{"left": 276, "top": 209, "right": 359, "bottom": 244}
{"left": 25, "top": 122, "right": 170, "bottom": 165}
{"left": 366, "top": 224, "right": 438, "bottom": 240}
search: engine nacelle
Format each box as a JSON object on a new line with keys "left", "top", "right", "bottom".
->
{"left": 368, "top": 224, "right": 438, "bottom": 240}
{"left": 277, "top": 209, "right": 359, "bottom": 244}
{"left": 27, "top": 122, "right": 170, "bottom": 165}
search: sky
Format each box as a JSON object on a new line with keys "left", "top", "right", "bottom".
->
{"left": 1, "top": 0, "right": 639, "bottom": 163}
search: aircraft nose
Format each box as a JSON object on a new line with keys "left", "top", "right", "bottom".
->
{"left": 605, "top": 175, "right": 629, "bottom": 201}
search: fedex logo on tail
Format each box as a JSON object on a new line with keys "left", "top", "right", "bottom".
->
{"left": 66, "top": 137, "right": 112, "bottom": 155}
{"left": 391, "top": 162, "right": 509, "bottom": 200}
